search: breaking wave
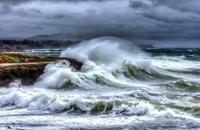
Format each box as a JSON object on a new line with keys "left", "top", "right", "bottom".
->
{"left": 0, "top": 88, "right": 153, "bottom": 115}
{"left": 31, "top": 37, "right": 176, "bottom": 90}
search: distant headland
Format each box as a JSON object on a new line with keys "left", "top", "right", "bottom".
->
{"left": 0, "top": 39, "right": 79, "bottom": 51}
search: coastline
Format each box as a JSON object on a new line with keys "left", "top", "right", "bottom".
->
{"left": 0, "top": 62, "right": 49, "bottom": 86}
{"left": 0, "top": 53, "right": 83, "bottom": 86}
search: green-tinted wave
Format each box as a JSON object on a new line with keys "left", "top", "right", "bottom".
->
{"left": 59, "top": 100, "right": 150, "bottom": 116}
{"left": 164, "top": 80, "right": 200, "bottom": 91}
{"left": 113, "top": 62, "right": 175, "bottom": 80}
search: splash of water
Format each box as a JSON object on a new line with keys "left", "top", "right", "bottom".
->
{"left": 33, "top": 37, "right": 169, "bottom": 89}
{"left": 61, "top": 37, "right": 149, "bottom": 67}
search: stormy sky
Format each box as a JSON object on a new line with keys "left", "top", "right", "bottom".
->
{"left": 0, "top": 0, "right": 200, "bottom": 46}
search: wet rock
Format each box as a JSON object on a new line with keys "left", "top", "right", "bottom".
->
{"left": 0, "top": 59, "right": 82, "bottom": 86}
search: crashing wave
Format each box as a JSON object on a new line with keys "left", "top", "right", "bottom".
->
{"left": 0, "top": 89, "right": 153, "bottom": 115}
{"left": 31, "top": 59, "right": 175, "bottom": 90}
{"left": 31, "top": 37, "right": 176, "bottom": 89}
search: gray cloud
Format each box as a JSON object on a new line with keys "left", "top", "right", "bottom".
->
{"left": 0, "top": 0, "right": 199, "bottom": 44}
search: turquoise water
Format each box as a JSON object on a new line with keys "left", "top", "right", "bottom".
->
{"left": 17, "top": 49, "right": 62, "bottom": 56}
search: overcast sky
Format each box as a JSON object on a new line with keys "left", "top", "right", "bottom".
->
{"left": 0, "top": 0, "right": 200, "bottom": 46}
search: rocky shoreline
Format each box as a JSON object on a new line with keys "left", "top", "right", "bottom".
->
{"left": 0, "top": 53, "right": 83, "bottom": 86}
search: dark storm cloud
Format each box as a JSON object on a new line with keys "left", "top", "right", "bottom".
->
{"left": 0, "top": 0, "right": 107, "bottom": 4}
{"left": 0, "top": 0, "right": 200, "bottom": 43}
{"left": 129, "top": 0, "right": 200, "bottom": 40}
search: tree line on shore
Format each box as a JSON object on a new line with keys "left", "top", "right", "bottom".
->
{"left": 0, "top": 39, "right": 79, "bottom": 51}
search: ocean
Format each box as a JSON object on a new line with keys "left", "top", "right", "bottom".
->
{"left": 0, "top": 37, "right": 200, "bottom": 130}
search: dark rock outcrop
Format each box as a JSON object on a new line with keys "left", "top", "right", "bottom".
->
{"left": 0, "top": 59, "right": 83, "bottom": 86}
{"left": 0, "top": 62, "right": 48, "bottom": 86}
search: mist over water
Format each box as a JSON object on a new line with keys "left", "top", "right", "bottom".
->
{"left": 0, "top": 37, "right": 200, "bottom": 129}
{"left": 61, "top": 37, "right": 148, "bottom": 64}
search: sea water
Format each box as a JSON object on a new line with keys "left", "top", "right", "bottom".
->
{"left": 0, "top": 37, "right": 200, "bottom": 130}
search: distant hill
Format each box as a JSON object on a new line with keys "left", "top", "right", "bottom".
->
{"left": 29, "top": 33, "right": 80, "bottom": 41}
{"left": 0, "top": 39, "right": 79, "bottom": 51}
